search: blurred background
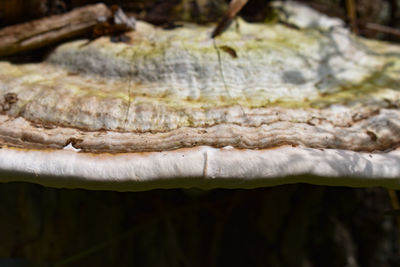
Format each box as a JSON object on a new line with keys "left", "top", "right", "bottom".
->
{"left": 0, "top": 183, "right": 399, "bottom": 267}
{"left": 1, "top": 0, "right": 400, "bottom": 41}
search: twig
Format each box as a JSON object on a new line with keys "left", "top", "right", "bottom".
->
{"left": 365, "top": 22, "right": 400, "bottom": 38}
{"left": 0, "top": 3, "right": 111, "bottom": 57}
{"left": 345, "top": 0, "right": 358, "bottom": 34}
{"left": 211, "top": 0, "right": 248, "bottom": 38}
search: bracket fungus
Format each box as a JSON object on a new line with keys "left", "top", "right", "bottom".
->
{"left": 1, "top": 2, "right": 400, "bottom": 191}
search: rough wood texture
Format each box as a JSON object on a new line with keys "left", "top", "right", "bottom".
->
{"left": 0, "top": 3, "right": 110, "bottom": 56}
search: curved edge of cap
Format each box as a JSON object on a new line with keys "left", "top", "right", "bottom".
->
{"left": 0, "top": 146, "right": 400, "bottom": 191}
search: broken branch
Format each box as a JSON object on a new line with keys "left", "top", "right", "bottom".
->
{"left": 211, "top": 0, "right": 248, "bottom": 38}
{"left": 0, "top": 3, "right": 111, "bottom": 57}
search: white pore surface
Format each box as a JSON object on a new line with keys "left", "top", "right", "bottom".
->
{"left": 0, "top": 146, "right": 400, "bottom": 191}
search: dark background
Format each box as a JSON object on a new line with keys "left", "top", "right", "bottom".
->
{"left": 0, "top": 183, "right": 399, "bottom": 267}
{"left": 1, "top": 0, "right": 400, "bottom": 41}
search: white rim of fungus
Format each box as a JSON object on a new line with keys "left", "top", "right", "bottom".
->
{"left": 1, "top": 146, "right": 400, "bottom": 191}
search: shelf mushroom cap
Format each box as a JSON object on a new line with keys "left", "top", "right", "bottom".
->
{"left": 1, "top": 146, "right": 400, "bottom": 191}
{"left": 1, "top": 2, "right": 400, "bottom": 191}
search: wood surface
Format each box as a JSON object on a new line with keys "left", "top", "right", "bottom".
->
{"left": 0, "top": 3, "right": 110, "bottom": 56}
